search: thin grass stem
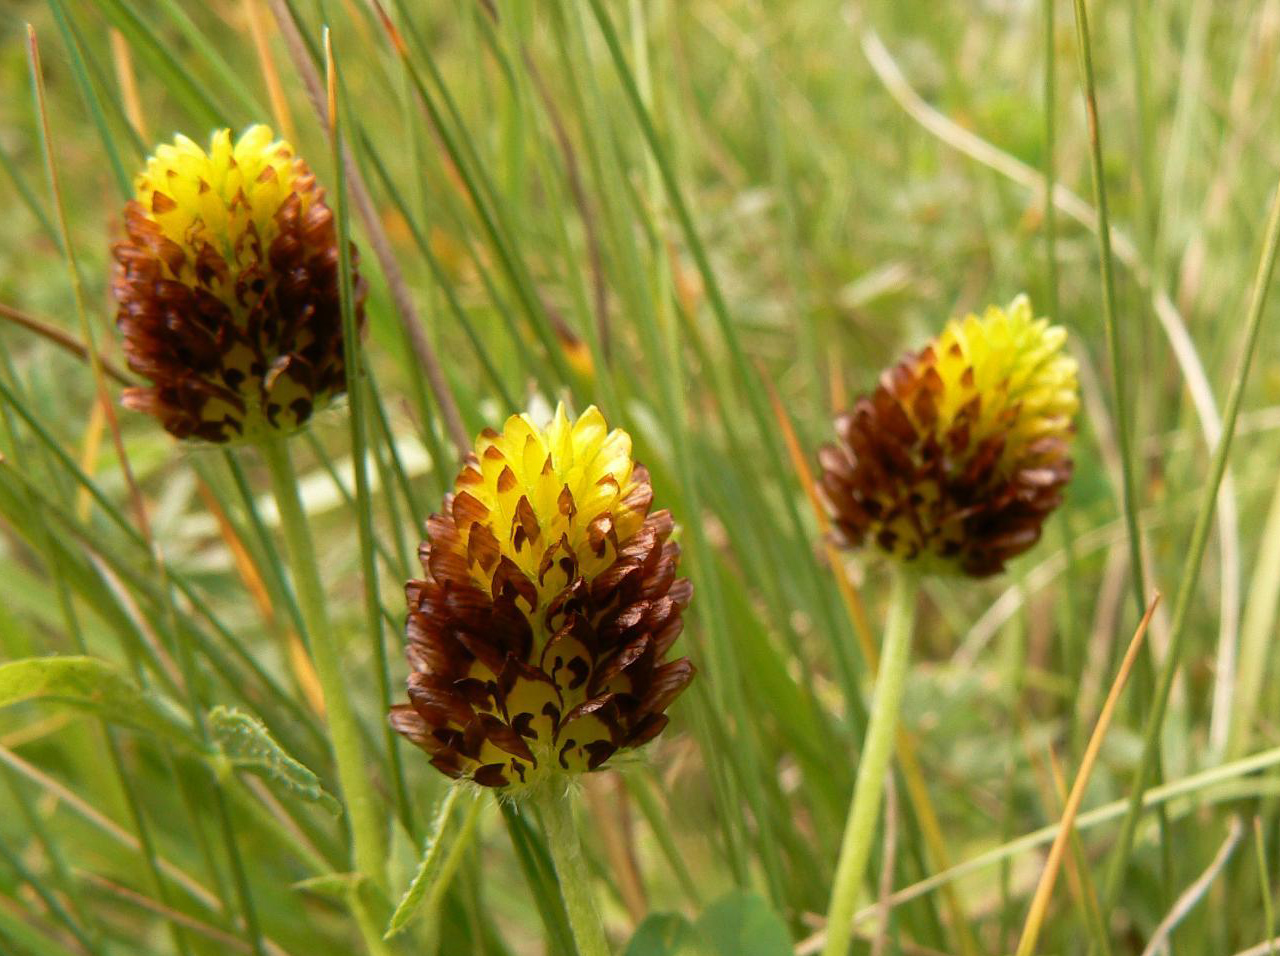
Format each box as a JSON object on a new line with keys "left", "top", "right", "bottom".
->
{"left": 325, "top": 29, "right": 407, "bottom": 864}
{"left": 1098, "top": 147, "right": 1280, "bottom": 930}
{"left": 1014, "top": 596, "right": 1158, "bottom": 956}
{"left": 1257, "top": 817, "right": 1277, "bottom": 956}
{"left": 1070, "top": 0, "right": 1148, "bottom": 624}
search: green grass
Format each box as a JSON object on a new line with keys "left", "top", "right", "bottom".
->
{"left": 3, "top": 1, "right": 1280, "bottom": 954}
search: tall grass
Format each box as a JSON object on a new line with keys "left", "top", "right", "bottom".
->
{"left": 2, "top": 1, "right": 1280, "bottom": 954}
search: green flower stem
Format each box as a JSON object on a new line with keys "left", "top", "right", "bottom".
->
{"left": 258, "top": 434, "right": 387, "bottom": 894}
{"left": 535, "top": 787, "right": 611, "bottom": 956}
{"left": 822, "top": 566, "right": 919, "bottom": 956}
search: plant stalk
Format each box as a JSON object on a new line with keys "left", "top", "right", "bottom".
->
{"left": 535, "top": 787, "right": 611, "bottom": 956}
{"left": 822, "top": 566, "right": 919, "bottom": 956}
{"left": 257, "top": 434, "right": 386, "bottom": 893}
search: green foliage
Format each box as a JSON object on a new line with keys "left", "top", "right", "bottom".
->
{"left": 2, "top": 0, "right": 1280, "bottom": 953}
{"left": 624, "top": 892, "right": 792, "bottom": 956}
{"left": 625, "top": 914, "right": 699, "bottom": 956}
{"left": 385, "top": 786, "right": 474, "bottom": 937}
{"left": 208, "top": 705, "right": 340, "bottom": 815}
{"left": 0, "top": 655, "right": 197, "bottom": 747}
{"left": 695, "top": 892, "right": 793, "bottom": 956}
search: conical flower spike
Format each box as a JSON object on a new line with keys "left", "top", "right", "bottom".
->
{"left": 392, "top": 405, "right": 695, "bottom": 790}
{"left": 112, "top": 125, "right": 365, "bottom": 443}
{"left": 819, "top": 295, "right": 1079, "bottom": 577}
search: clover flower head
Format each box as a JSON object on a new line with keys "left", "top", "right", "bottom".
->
{"left": 392, "top": 405, "right": 694, "bottom": 790}
{"left": 112, "top": 125, "right": 364, "bottom": 443}
{"left": 819, "top": 295, "right": 1078, "bottom": 577}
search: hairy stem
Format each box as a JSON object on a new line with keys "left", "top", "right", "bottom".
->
{"left": 258, "top": 435, "right": 387, "bottom": 896}
{"left": 822, "top": 567, "right": 918, "bottom": 956}
{"left": 535, "top": 788, "right": 611, "bottom": 956}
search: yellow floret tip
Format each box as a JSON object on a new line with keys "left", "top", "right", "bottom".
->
{"left": 460, "top": 403, "right": 648, "bottom": 603}
{"left": 925, "top": 294, "right": 1079, "bottom": 472}
{"left": 134, "top": 125, "right": 310, "bottom": 274}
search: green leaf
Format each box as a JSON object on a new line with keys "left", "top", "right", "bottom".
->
{"left": 209, "top": 706, "right": 340, "bottom": 815}
{"left": 0, "top": 656, "right": 197, "bottom": 747}
{"left": 624, "top": 913, "right": 700, "bottom": 956}
{"left": 291, "top": 872, "right": 362, "bottom": 902}
{"left": 385, "top": 786, "right": 472, "bottom": 938}
{"left": 386, "top": 817, "right": 422, "bottom": 901}
{"left": 695, "top": 891, "right": 792, "bottom": 956}
{"left": 625, "top": 895, "right": 790, "bottom": 956}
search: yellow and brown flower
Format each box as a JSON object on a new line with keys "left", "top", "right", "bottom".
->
{"left": 112, "top": 125, "right": 364, "bottom": 443}
{"left": 391, "top": 405, "right": 694, "bottom": 790}
{"left": 819, "top": 295, "right": 1078, "bottom": 577}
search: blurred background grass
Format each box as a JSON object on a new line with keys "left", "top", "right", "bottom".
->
{"left": 2, "top": 0, "right": 1280, "bottom": 953}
